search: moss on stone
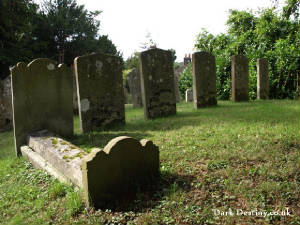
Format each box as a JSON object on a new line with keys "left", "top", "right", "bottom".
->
{"left": 51, "top": 138, "right": 58, "bottom": 146}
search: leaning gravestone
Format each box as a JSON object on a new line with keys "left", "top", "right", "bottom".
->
{"left": 192, "top": 52, "right": 217, "bottom": 108}
{"left": 257, "top": 58, "right": 269, "bottom": 99}
{"left": 139, "top": 48, "right": 176, "bottom": 119}
{"left": 11, "top": 59, "right": 73, "bottom": 155}
{"left": 74, "top": 53, "right": 125, "bottom": 133}
{"left": 185, "top": 88, "right": 193, "bottom": 102}
{"left": 126, "top": 68, "right": 143, "bottom": 107}
{"left": 231, "top": 55, "right": 249, "bottom": 101}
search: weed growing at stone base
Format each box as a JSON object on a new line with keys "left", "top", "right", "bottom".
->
{"left": 0, "top": 100, "right": 299, "bottom": 225}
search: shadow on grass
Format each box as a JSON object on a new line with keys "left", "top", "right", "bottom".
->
{"left": 95, "top": 170, "right": 195, "bottom": 212}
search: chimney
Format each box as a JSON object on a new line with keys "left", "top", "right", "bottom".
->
{"left": 184, "top": 53, "right": 192, "bottom": 66}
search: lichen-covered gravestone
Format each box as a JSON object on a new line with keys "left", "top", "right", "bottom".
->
{"left": 74, "top": 53, "right": 125, "bottom": 132}
{"left": 185, "top": 88, "right": 193, "bottom": 102}
{"left": 11, "top": 59, "right": 73, "bottom": 155}
{"left": 192, "top": 52, "right": 217, "bottom": 108}
{"left": 231, "top": 55, "right": 249, "bottom": 101}
{"left": 126, "top": 68, "right": 142, "bottom": 107}
{"left": 139, "top": 48, "right": 176, "bottom": 119}
{"left": 257, "top": 58, "right": 269, "bottom": 99}
{"left": 21, "top": 130, "right": 159, "bottom": 208}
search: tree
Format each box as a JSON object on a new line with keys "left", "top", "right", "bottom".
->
{"left": 41, "top": 0, "right": 101, "bottom": 64}
{"left": 0, "top": 0, "right": 122, "bottom": 79}
{"left": 0, "top": 0, "right": 39, "bottom": 79}
{"left": 168, "top": 48, "right": 177, "bottom": 62}
{"left": 193, "top": 0, "right": 300, "bottom": 99}
{"left": 194, "top": 28, "right": 216, "bottom": 53}
{"left": 140, "top": 31, "right": 157, "bottom": 50}
{"left": 124, "top": 52, "right": 139, "bottom": 70}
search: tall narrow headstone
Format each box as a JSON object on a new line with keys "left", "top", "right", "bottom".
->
{"left": 139, "top": 48, "right": 176, "bottom": 119}
{"left": 74, "top": 53, "right": 124, "bottom": 132}
{"left": 126, "top": 68, "right": 143, "bottom": 107}
{"left": 11, "top": 59, "right": 73, "bottom": 156}
{"left": 174, "top": 74, "right": 180, "bottom": 103}
{"left": 231, "top": 55, "right": 249, "bottom": 101}
{"left": 257, "top": 58, "right": 269, "bottom": 99}
{"left": 192, "top": 52, "right": 217, "bottom": 108}
{"left": 185, "top": 88, "right": 193, "bottom": 102}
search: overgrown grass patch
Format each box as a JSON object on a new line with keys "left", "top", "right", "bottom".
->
{"left": 0, "top": 100, "right": 299, "bottom": 224}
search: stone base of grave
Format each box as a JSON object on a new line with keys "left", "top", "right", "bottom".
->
{"left": 21, "top": 130, "right": 160, "bottom": 208}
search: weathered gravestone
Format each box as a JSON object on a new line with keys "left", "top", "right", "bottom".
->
{"left": 126, "top": 68, "right": 143, "bottom": 107}
{"left": 124, "top": 87, "right": 129, "bottom": 104}
{"left": 257, "top": 58, "right": 269, "bottom": 99}
{"left": 11, "top": 59, "right": 73, "bottom": 155}
{"left": 185, "top": 88, "right": 193, "bottom": 102}
{"left": 174, "top": 73, "right": 181, "bottom": 103}
{"left": 139, "top": 48, "right": 176, "bottom": 119}
{"left": 231, "top": 55, "right": 249, "bottom": 101}
{"left": 0, "top": 76, "right": 13, "bottom": 131}
{"left": 192, "top": 52, "right": 217, "bottom": 108}
{"left": 21, "top": 130, "right": 159, "bottom": 208}
{"left": 74, "top": 53, "right": 125, "bottom": 132}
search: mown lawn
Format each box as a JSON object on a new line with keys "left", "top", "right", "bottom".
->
{"left": 0, "top": 100, "right": 299, "bottom": 225}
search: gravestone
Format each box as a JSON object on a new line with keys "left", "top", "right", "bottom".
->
{"left": 124, "top": 87, "right": 129, "bottom": 104}
{"left": 139, "top": 48, "right": 176, "bottom": 119}
{"left": 0, "top": 76, "right": 12, "bottom": 131}
{"left": 126, "top": 68, "right": 142, "bottom": 107}
{"left": 174, "top": 73, "right": 180, "bottom": 103}
{"left": 231, "top": 55, "right": 249, "bottom": 101}
{"left": 72, "top": 66, "right": 79, "bottom": 114}
{"left": 21, "top": 131, "right": 159, "bottom": 208}
{"left": 185, "top": 88, "right": 193, "bottom": 102}
{"left": 11, "top": 59, "right": 73, "bottom": 155}
{"left": 74, "top": 53, "right": 125, "bottom": 132}
{"left": 257, "top": 58, "right": 269, "bottom": 99}
{"left": 192, "top": 52, "right": 217, "bottom": 108}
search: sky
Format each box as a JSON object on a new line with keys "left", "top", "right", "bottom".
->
{"left": 35, "top": 0, "right": 285, "bottom": 62}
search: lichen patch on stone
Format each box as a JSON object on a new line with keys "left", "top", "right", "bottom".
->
{"left": 80, "top": 99, "right": 90, "bottom": 113}
{"left": 47, "top": 63, "right": 55, "bottom": 70}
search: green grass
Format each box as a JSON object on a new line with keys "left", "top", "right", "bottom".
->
{"left": 0, "top": 100, "right": 299, "bottom": 224}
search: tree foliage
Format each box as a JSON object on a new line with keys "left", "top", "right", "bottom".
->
{"left": 0, "top": 0, "right": 122, "bottom": 79}
{"left": 191, "top": 0, "right": 299, "bottom": 99}
{"left": 178, "top": 64, "right": 193, "bottom": 97}
{"left": 0, "top": 0, "right": 39, "bottom": 78}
